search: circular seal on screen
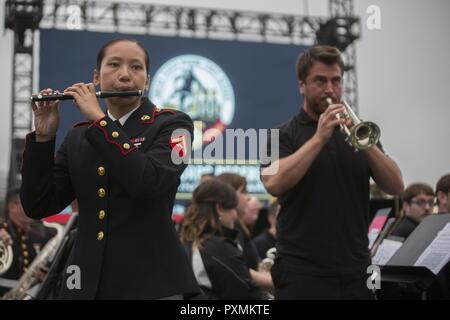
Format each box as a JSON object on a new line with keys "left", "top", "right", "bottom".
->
{"left": 149, "top": 54, "right": 235, "bottom": 150}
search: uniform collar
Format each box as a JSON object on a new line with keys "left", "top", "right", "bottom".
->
{"left": 110, "top": 98, "right": 156, "bottom": 139}
{"left": 107, "top": 104, "right": 140, "bottom": 126}
{"left": 295, "top": 106, "right": 316, "bottom": 125}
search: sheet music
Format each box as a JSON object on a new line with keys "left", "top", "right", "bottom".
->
{"left": 368, "top": 229, "right": 380, "bottom": 249}
{"left": 372, "top": 239, "right": 403, "bottom": 266}
{"left": 414, "top": 222, "right": 450, "bottom": 274}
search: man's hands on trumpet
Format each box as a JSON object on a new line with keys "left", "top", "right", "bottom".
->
{"left": 314, "top": 102, "right": 346, "bottom": 146}
{"left": 32, "top": 83, "right": 105, "bottom": 142}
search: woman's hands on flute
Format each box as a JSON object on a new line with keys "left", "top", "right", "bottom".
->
{"left": 64, "top": 82, "right": 105, "bottom": 121}
{"left": 32, "top": 88, "right": 60, "bottom": 142}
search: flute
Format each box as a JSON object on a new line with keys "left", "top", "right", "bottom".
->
{"left": 30, "top": 90, "right": 143, "bottom": 102}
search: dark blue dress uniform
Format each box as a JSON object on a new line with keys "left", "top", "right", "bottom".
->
{"left": 20, "top": 98, "right": 200, "bottom": 299}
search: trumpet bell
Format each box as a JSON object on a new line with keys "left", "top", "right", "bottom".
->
{"left": 350, "top": 121, "right": 380, "bottom": 150}
{"left": 0, "top": 239, "right": 13, "bottom": 275}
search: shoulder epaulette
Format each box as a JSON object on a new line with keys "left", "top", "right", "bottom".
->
{"left": 141, "top": 107, "right": 176, "bottom": 124}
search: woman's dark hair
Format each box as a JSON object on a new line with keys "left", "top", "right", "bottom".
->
{"left": 96, "top": 38, "right": 150, "bottom": 72}
{"left": 216, "top": 173, "right": 247, "bottom": 193}
{"left": 181, "top": 179, "right": 238, "bottom": 247}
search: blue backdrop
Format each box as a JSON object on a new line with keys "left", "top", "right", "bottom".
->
{"left": 40, "top": 29, "right": 306, "bottom": 146}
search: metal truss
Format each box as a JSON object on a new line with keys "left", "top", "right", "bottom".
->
{"left": 40, "top": 0, "right": 324, "bottom": 44}
{"left": 9, "top": 46, "right": 34, "bottom": 190}
{"left": 329, "top": 0, "right": 359, "bottom": 111}
{"left": 4, "top": 0, "right": 41, "bottom": 191}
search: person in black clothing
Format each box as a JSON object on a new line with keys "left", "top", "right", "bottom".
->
{"left": 181, "top": 179, "right": 262, "bottom": 299}
{"left": 261, "top": 45, "right": 404, "bottom": 299}
{"left": 0, "top": 188, "right": 57, "bottom": 295}
{"left": 435, "top": 174, "right": 450, "bottom": 213}
{"left": 391, "top": 183, "right": 434, "bottom": 240}
{"left": 253, "top": 200, "right": 279, "bottom": 260}
{"left": 20, "top": 38, "right": 199, "bottom": 299}
{"left": 216, "top": 173, "right": 273, "bottom": 291}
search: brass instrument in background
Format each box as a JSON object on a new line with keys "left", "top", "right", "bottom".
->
{"left": 0, "top": 239, "right": 13, "bottom": 276}
{"left": 326, "top": 97, "right": 380, "bottom": 150}
{"left": 2, "top": 222, "right": 64, "bottom": 300}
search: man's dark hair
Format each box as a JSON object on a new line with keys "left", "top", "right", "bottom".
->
{"left": 400, "top": 183, "right": 434, "bottom": 203}
{"left": 436, "top": 174, "right": 450, "bottom": 205}
{"left": 296, "top": 45, "right": 345, "bottom": 82}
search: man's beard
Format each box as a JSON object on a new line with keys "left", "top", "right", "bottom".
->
{"left": 306, "top": 96, "right": 329, "bottom": 117}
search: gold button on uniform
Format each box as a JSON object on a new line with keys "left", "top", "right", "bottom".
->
{"left": 97, "top": 232, "right": 104, "bottom": 241}
{"left": 112, "top": 131, "right": 119, "bottom": 138}
{"left": 100, "top": 120, "right": 107, "bottom": 127}
{"left": 97, "top": 166, "right": 105, "bottom": 176}
{"left": 98, "top": 210, "right": 106, "bottom": 220}
{"left": 98, "top": 188, "right": 106, "bottom": 197}
{"left": 141, "top": 115, "right": 151, "bottom": 121}
{"left": 123, "top": 143, "right": 130, "bottom": 150}
{"left": 24, "top": 259, "right": 29, "bottom": 265}
{"left": 23, "top": 251, "right": 28, "bottom": 257}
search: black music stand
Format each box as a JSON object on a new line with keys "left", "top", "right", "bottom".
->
{"left": 378, "top": 213, "right": 450, "bottom": 300}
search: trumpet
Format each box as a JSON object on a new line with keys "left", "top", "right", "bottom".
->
{"left": 326, "top": 97, "right": 380, "bottom": 150}
{"left": 30, "top": 90, "right": 143, "bottom": 102}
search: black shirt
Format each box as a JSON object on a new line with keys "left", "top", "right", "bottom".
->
{"left": 236, "top": 221, "right": 260, "bottom": 270}
{"left": 390, "top": 216, "right": 418, "bottom": 240}
{"left": 253, "top": 230, "right": 277, "bottom": 260}
{"left": 262, "top": 107, "right": 378, "bottom": 276}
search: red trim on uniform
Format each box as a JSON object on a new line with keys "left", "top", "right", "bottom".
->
{"left": 142, "top": 108, "right": 176, "bottom": 124}
{"left": 42, "top": 214, "right": 71, "bottom": 225}
{"left": 73, "top": 120, "right": 93, "bottom": 128}
{"left": 92, "top": 121, "right": 137, "bottom": 156}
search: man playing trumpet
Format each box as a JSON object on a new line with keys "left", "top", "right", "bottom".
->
{"left": 261, "top": 45, "right": 404, "bottom": 299}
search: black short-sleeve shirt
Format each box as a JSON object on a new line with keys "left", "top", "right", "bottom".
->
{"left": 262, "top": 107, "right": 381, "bottom": 276}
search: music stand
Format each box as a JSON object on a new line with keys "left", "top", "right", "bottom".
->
{"left": 378, "top": 213, "right": 450, "bottom": 299}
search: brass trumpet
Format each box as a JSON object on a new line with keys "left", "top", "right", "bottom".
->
{"left": 326, "top": 97, "right": 380, "bottom": 150}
